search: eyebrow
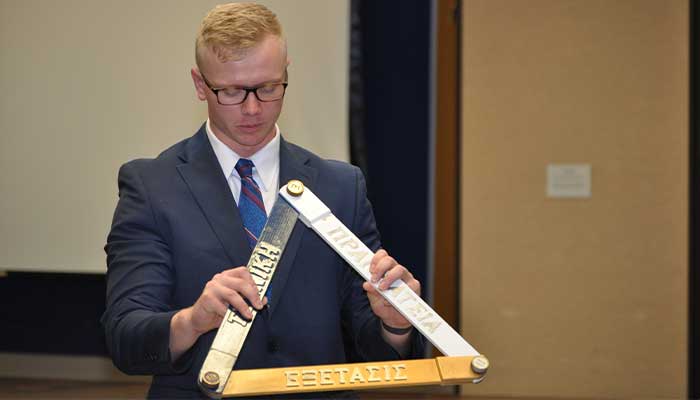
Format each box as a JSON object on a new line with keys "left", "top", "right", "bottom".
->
{"left": 204, "top": 69, "right": 288, "bottom": 90}
{"left": 210, "top": 75, "right": 287, "bottom": 90}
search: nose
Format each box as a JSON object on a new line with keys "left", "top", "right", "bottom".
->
{"left": 240, "top": 92, "right": 262, "bottom": 115}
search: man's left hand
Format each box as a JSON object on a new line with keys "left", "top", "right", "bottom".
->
{"left": 362, "top": 249, "right": 421, "bottom": 330}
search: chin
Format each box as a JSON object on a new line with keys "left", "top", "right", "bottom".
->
{"left": 242, "top": 127, "right": 274, "bottom": 141}
{"left": 232, "top": 132, "right": 273, "bottom": 151}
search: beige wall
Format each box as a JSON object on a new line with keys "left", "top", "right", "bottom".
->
{"left": 460, "top": 0, "right": 688, "bottom": 398}
{"left": 0, "top": 0, "right": 348, "bottom": 274}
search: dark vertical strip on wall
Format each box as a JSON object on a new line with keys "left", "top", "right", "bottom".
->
{"left": 349, "top": 0, "right": 431, "bottom": 290}
{"left": 455, "top": 0, "right": 463, "bottom": 338}
{"left": 349, "top": 0, "right": 369, "bottom": 180}
{"left": 432, "top": 0, "right": 461, "bottom": 339}
{"left": 690, "top": 0, "right": 699, "bottom": 397}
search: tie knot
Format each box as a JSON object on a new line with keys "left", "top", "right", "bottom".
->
{"left": 235, "top": 158, "right": 255, "bottom": 179}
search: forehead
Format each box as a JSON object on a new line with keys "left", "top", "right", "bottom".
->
{"left": 200, "top": 35, "right": 287, "bottom": 87}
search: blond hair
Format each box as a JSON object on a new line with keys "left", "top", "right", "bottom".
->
{"left": 195, "top": 2, "right": 284, "bottom": 66}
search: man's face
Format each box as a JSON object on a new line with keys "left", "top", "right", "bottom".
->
{"left": 192, "top": 35, "right": 288, "bottom": 157}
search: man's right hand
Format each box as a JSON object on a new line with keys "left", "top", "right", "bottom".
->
{"left": 169, "top": 266, "right": 267, "bottom": 361}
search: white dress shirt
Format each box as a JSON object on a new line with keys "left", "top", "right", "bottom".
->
{"left": 205, "top": 119, "right": 280, "bottom": 216}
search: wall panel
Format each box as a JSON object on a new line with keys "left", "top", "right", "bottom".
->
{"left": 460, "top": 1, "right": 688, "bottom": 398}
{"left": 0, "top": 0, "right": 348, "bottom": 274}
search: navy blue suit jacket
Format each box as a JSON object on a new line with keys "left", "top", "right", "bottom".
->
{"left": 102, "top": 126, "right": 423, "bottom": 398}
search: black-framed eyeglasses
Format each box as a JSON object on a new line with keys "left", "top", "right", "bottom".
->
{"left": 199, "top": 71, "right": 288, "bottom": 106}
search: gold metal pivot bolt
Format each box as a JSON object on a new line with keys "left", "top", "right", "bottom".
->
{"left": 286, "top": 180, "right": 305, "bottom": 196}
{"left": 201, "top": 371, "right": 220, "bottom": 390}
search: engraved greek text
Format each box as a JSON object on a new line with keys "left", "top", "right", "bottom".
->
{"left": 384, "top": 285, "right": 442, "bottom": 333}
{"left": 257, "top": 242, "right": 281, "bottom": 260}
{"left": 338, "top": 238, "right": 359, "bottom": 249}
{"left": 366, "top": 366, "right": 381, "bottom": 382}
{"left": 250, "top": 253, "right": 275, "bottom": 273}
{"left": 349, "top": 367, "right": 366, "bottom": 383}
{"left": 326, "top": 227, "right": 347, "bottom": 242}
{"left": 319, "top": 369, "right": 333, "bottom": 385}
{"left": 349, "top": 249, "right": 368, "bottom": 263}
{"left": 227, "top": 309, "right": 250, "bottom": 327}
{"left": 393, "top": 365, "right": 407, "bottom": 381}
{"left": 422, "top": 319, "right": 441, "bottom": 334}
{"left": 281, "top": 363, "right": 410, "bottom": 388}
{"left": 334, "top": 368, "right": 349, "bottom": 384}
{"left": 302, "top": 370, "right": 317, "bottom": 386}
{"left": 285, "top": 371, "right": 299, "bottom": 387}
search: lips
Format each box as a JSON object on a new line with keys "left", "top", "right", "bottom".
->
{"left": 238, "top": 123, "right": 263, "bottom": 133}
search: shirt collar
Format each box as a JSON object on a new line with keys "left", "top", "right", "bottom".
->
{"left": 205, "top": 119, "right": 280, "bottom": 192}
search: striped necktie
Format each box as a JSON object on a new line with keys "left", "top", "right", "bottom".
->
{"left": 235, "top": 159, "right": 267, "bottom": 249}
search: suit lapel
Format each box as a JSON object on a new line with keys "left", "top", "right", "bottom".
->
{"left": 268, "top": 138, "right": 317, "bottom": 315}
{"left": 174, "top": 128, "right": 317, "bottom": 313}
{"left": 176, "top": 127, "right": 251, "bottom": 268}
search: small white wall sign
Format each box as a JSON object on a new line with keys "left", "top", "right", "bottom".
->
{"left": 546, "top": 164, "right": 591, "bottom": 198}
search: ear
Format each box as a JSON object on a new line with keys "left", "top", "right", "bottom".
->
{"left": 191, "top": 68, "right": 207, "bottom": 101}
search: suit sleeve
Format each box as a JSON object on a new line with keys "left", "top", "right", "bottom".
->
{"left": 101, "top": 161, "right": 193, "bottom": 375}
{"left": 340, "top": 166, "right": 425, "bottom": 361}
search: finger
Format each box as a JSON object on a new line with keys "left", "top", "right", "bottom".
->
{"left": 200, "top": 292, "right": 229, "bottom": 317}
{"left": 363, "top": 281, "right": 388, "bottom": 296}
{"left": 224, "top": 267, "right": 260, "bottom": 287}
{"left": 370, "top": 254, "right": 396, "bottom": 283}
{"left": 215, "top": 274, "right": 263, "bottom": 309}
{"left": 220, "top": 266, "right": 250, "bottom": 278}
{"left": 234, "top": 270, "right": 265, "bottom": 308}
{"left": 230, "top": 269, "right": 266, "bottom": 309}
{"left": 223, "top": 289, "right": 254, "bottom": 319}
{"left": 207, "top": 276, "right": 257, "bottom": 318}
{"left": 406, "top": 277, "right": 421, "bottom": 296}
{"left": 235, "top": 277, "right": 264, "bottom": 310}
{"left": 363, "top": 281, "right": 377, "bottom": 293}
{"left": 363, "top": 283, "right": 392, "bottom": 309}
{"left": 369, "top": 249, "right": 388, "bottom": 278}
{"left": 379, "top": 265, "right": 409, "bottom": 290}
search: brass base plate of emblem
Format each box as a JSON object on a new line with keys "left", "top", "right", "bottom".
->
{"left": 221, "top": 356, "right": 487, "bottom": 397}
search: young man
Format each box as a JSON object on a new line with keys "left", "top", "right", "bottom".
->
{"left": 103, "top": 3, "right": 423, "bottom": 398}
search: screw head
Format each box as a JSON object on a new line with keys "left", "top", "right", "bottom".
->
{"left": 471, "top": 356, "right": 490, "bottom": 374}
{"left": 286, "top": 180, "right": 305, "bottom": 196}
{"left": 201, "top": 371, "right": 220, "bottom": 389}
